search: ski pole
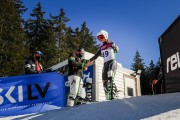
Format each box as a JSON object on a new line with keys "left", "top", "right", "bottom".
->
{"left": 74, "top": 59, "right": 86, "bottom": 105}
{"left": 152, "top": 82, "right": 154, "bottom": 95}
{"left": 109, "top": 51, "right": 117, "bottom": 100}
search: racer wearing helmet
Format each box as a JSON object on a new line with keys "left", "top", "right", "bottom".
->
{"left": 67, "top": 48, "right": 87, "bottom": 106}
{"left": 88, "top": 30, "right": 119, "bottom": 99}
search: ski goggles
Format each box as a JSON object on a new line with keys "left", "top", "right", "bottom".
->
{"left": 97, "top": 35, "right": 105, "bottom": 40}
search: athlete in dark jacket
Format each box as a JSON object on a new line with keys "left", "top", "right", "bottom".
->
{"left": 67, "top": 48, "right": 87, "bottom": 107}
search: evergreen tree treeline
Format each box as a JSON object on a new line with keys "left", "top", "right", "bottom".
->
{"left": 0, "top": 0, "right": 27, "bottom": 76}
{"left": 0, "top": 1, "right": 161, "bottom": 96}
{"left": 131, "top": 50, "right": 161, "bottom": 95}
{"left": 0, "top": 1, "right": 99, "bottom": 76}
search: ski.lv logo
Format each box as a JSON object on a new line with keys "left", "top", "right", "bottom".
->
{"left": 0, "top": 82, "right": 50, "bottom": 105}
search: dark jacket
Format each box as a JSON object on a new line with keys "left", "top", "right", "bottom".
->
{"left": 68, "top": 53, "right": 84, "bottom": 78}
{"left": 157, "top": 67, "right": 163, "bottom": 82}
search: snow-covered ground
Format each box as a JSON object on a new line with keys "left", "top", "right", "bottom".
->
{"left": 1, "top": 92, "right": 180, "bottom": 120}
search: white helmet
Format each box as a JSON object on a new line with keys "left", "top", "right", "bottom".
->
{"left": 97, "top": 30, "right": 108, "bottom": 40}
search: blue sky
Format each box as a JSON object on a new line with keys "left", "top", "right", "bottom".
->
{"left": 22, "top": 0, "right": 180, "bottom": 69}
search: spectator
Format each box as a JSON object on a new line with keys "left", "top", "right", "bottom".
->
{"left": 25, "top": 51, "right": 43, "bottom": 74}
{"left": 152, "top": 66, "right": 163, "bottom": 94}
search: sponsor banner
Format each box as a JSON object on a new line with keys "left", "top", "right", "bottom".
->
{"left": 83, "top": 66, "right": 93, "bottom": 100}
{"left": 159, "top": 16, "right": 180, "bottom": 92}
{"left": 83, "top": 65, "right": 93, "bottom": 84}
{"left": 0, "top": 72, "right": 66, "bottom": 116}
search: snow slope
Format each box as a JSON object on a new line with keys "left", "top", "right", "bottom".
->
{"left": 1, "top": 92, "right": 180, "bottom": 120}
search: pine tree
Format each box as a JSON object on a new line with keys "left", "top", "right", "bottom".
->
{"left": 131, "top": 50, "right": 145, "bottom": 72}
{"left": 145, "top": 60, "right": 156, "bottom": 81}
{"left": 131, "top": 50, "right": 148, "bottom": 95}
{"left": 24, "top": 2, "right": 60, "bottom": 69}
{"left": 14, "top": 0, "right": 27, "bottom": 23}
{"left": 78, "top": 22, "right": 99, "bottom": 53}
{"left": 64, "top": 27, "right": 77, "bottom": 54}
{"left": 145, "top": 60, "right": 157, "bottom": 94}
{"left": 24, "top": 2, "right": 49, "bottom": 53}
{"left": 42, "top": 20, "right": 58, "bottom": 69}
{"left": 0, "top": 0, "right": 27, "bottom": 76}
{"left": 67, "top": 22, "right": 99, "bottom": 54}
{"left": 50, "top": 8, "right": 70, "bottom": 62}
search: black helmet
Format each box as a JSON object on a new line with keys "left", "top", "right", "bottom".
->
{"left": 76, "top": 48, "right": 85, "bottom": 58}
{"left": 68, "top": 53, "right": 76, "bottom": 58}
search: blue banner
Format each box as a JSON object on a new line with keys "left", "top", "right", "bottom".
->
{"left": 83, "top": 66, "right": 93, "bottom": 100}
{"left": 83, "top": 65, "right": 93, "bottom": 84}
{"left": 0, "top": 72, "right": 66, "bottom": 117}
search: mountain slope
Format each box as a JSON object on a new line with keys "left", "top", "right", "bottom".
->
{"left": 2, "top": 92, "right": 180, "bottom": 120}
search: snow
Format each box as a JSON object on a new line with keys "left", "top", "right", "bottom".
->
{"left": 1, "top": 92, "right": 180, "bottom": 120}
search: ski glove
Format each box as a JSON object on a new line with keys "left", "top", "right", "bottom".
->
{"left": 111, "top": 41, "right": 119, "bottom": 52}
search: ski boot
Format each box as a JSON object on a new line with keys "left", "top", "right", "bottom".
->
{"left": 112, "top": 83, "right": 120, "bottom": 99}
{"left": 103, "top": 80, "right": 111, "bottom": 100}
{"left": 67, "top": 96, "right": 75, "bottom": 107}
{"left": 106, "top": 81, "right": 120, "bottom": 100}
{"left": 76, "top": 96, "right": 86, "bottom": 105}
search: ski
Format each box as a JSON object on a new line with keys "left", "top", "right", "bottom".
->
{"left": 75, "top": 99, "right": 98, "bottom": 105}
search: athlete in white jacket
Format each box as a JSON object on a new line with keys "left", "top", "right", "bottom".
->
{"left": 88, "top": 30, "right": 119, "bottom": 99}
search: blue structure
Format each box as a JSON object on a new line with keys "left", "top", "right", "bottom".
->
{"left": 0, "top": 72, "right": 66, "bottom": 116}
